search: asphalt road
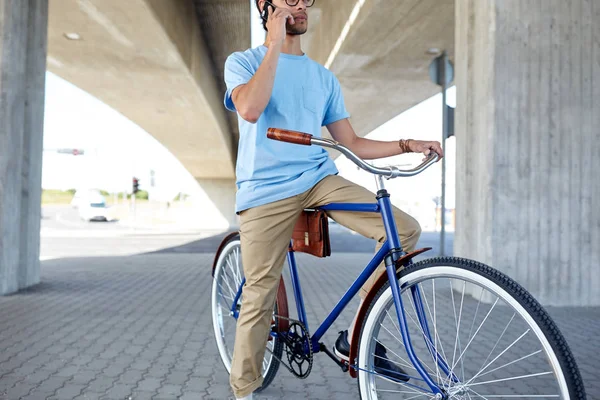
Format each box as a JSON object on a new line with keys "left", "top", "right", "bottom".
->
{"left": 40, "top": 205, "right": 222, "bottom": 260}
{"left": 41, "top": 205, "right": 454, "bottom": 260}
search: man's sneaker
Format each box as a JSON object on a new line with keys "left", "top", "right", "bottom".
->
{"left": 334, "top": 330, "right": 409, "bottom": 382}
{"left": 334, "top": 330, "right": 350, "bottom": 361}
{"left": 374, "top": 342, "right": 410, "bottom": 382}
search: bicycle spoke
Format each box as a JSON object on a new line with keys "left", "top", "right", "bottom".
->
{"left": 221, "top": 268, "right": 238, "bottom": 300}
{"left": 464, "top": 329, "right": 531, "bottom": 386}
{"left": 467, "top": 371, "right": 554, "bottom": 387}
{"left": 421, "top": 284, "right": 450, "bottom": 366}
{"left": 473, "top": 349, "right": 542, "bottom": 381}
{"left": 423, "top": 279, "right": 448, "bottom": 384}
{"left": 378, "top": 311, "right": 439, "bottom": 377}
{"left": 405, "top": 296, "right": 445, "bottom": 373}
{"left": 460, "top": 281, "right": 467, "bottom": 381}
{"left": 226, "top": 257, "right": 237, "bottom": 285}
{"left": 374, "top": 324, "right": 408, "bottom": 365}
{"left": 376, "top": 390, "right": 435, "bottom": 400}
{"left": 448, "top": 279, "right": 466, "bottom": 384}
{"left": 431, "top": 279, "right": 441, "bottom": 384}
{"left": 382, "top": 307, "right": 429, "bottom": 371}
{"left": 475, "top": 312, "right": 516, "bottom": 377}
{"left": 228, "top": 258, "right": 242, "bottom": 292}
{"left": 467, "top": 383, "right": 559, "bottom": 400}
{"left": 469, "top": 396, "right": 559, "bottom": 398}
{"left": 372, "top": 353, "right": 423, "bottom": 379}
{"left": 218, "top": 302, "right": 232, "bottom": 313}
{"left": 373, "top": 334, "right": 422, "bottom": 374}
{"left": 384, "top": 309, "right": 402, "bottom": 340}
{"left": 233, "top": 246, "right": 240, "bottom": 271}
{"left": 410, "top": 280, "right": 448, "bottom": 382}
{"left": 465, "top": 387, "right": 490, "bottom": 400}
{"left": 451, "top": 297, "right": 500, "bottom": 372}
{"left": 217, "top": 282, "right": 235, "bottom": 302}
{"left": 376, "top": 389, "right": 429, "bottom": 395}
{"left": 374, "top": 375, "right": 432, "bottom": 397}
{"left": 217, "top": 284, "right": 235, "bottom": 303}
{"left": 231, "top": 251, "right": 243, "bottom": 287}
{"left": 463, "top": 287, "right": 485, "bottom": 377}
{"left": 467, "top": 289, "right": 484, "bottom": 342}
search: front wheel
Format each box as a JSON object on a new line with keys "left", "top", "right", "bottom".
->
{"left": 211, "top": 234, "right": 287, "bottom": 392}
{"left": 357, "top": 256, "right": 585, "bottom": 399}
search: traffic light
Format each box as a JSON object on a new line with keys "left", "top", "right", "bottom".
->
{"left": 132, "top": 177, "right": 140, "bottom": 194}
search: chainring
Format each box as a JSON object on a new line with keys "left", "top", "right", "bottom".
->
{"left": 266, "top": 315, "right": 313, "bottom": 379}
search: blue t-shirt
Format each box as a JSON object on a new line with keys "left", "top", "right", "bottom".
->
{"left": 223, "top": 45, "right": 350, "bottom": 213}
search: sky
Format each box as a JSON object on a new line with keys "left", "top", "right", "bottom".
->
{"left": 42, "top": 72, "right": 200, "bottom": 201}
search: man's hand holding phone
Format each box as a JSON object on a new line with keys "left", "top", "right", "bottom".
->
{"left": 265, "top": 3, "right": 295, "bottom": 45}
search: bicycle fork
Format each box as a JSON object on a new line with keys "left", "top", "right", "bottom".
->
{"left": 385, "top": 259, "right": 459, "bottom": 398}
{"left": 411, "top": 283, "right": 458, "bottom": 383}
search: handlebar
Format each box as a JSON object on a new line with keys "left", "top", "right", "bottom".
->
{"left": 266, "top": 127, "right": 440, "bottom": 179}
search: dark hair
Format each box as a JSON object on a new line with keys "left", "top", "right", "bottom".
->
{"left": 255, "top": 0, "right": 268, "bottom": 32}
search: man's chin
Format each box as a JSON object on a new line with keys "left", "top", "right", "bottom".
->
{"left": 287, "top": 28, "right": 308, "bottom": 36}
{"left": 286, "top": 23, "right": 308, "bottom": 36}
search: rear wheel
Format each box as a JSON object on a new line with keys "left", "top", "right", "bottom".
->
{"left": 357, "top": 257, "right": 585, "bottom": 399}
{"left": 211, "top": 234, "right": 286, "bottom": 391}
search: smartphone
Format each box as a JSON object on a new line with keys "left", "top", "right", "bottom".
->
{"left": 261, "top": 1, "right": 276, "bottom": 21}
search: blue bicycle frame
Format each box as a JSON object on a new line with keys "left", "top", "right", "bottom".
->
{"left": 230, "top": 188, "right": 457, "bottom": 396}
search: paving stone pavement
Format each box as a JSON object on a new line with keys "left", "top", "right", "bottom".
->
{"left": 0, "top": 253, "right": 598, "bottom": 400}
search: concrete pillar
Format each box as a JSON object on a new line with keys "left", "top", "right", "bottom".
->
{"left": 455, "top": 0, "right": 600, "bottom": 306}
{"left": 0, "top": 0, "right": 48, "bottom": 295}
{"left": 195, "top": 178, "right": 238, "bottom": 230}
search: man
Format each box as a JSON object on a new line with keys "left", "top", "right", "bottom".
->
{"left": 223, "top": 1, "right": 443, "bottom": 398}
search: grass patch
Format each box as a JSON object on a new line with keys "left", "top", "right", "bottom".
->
{"left": 42, "top": 190, "right": 75, "bottom": 205}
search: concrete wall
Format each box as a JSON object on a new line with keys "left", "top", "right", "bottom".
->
{"left": 195, "top": 178, "right": 238, "bottom": 230}
{"left": 455, "top": 0, "right": 600, "bottom": 306}
{"left": 0, "top": 0, "right": 48, "bottom": 295}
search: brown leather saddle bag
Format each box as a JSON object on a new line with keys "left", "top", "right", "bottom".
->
{"left": 290, "top": 210, "right": 331, "bottom": 258}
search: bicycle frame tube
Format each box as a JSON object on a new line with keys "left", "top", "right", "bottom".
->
{"left": 319, "top": 203, "right": 380, "bottom": 213}
{"left": 377, "top": 191, "right": 403, "bottom": 252}
{"left": 231, "top": 277, "right": 245, "bottom": 318}
{"left": 310, "top": 243, "right": 389, "bottom": 349}
{"left": 287, "top": 250, "right": 308, "bottom": 331}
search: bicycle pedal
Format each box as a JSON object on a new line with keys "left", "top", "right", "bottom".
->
{"left": 319, "top": 343, "right": 349, "bottom": 372}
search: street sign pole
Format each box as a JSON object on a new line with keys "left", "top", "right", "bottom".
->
{"left": 429, "top": 51, "right": 454, "bottom": 256}
{"left": 440, "top": 58, "right": 447, "bottom": 256}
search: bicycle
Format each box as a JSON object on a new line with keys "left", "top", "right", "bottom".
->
{"left": 211, "top": 128, "right": 585, "bottom": 399}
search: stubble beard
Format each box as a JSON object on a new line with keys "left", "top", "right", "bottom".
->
{"left": 286, "top": 21, "right": 307, "bottom": 36}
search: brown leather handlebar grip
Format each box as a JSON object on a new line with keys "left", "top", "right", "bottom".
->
{"left": 267, "top": 128, "right": 313, "bottom": 146}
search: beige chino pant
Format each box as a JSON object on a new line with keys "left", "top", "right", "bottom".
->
{"left": 230, "top": 175, "right": 421, "bottom": 398}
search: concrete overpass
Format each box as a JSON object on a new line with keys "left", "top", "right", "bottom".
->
{"left": 1, "top": 0, "right": 599, "bottom": 307}
{"left": 43, "top": 0, "right": 455, "bottom": 227}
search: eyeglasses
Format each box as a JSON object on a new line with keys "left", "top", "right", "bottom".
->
{"left": 284, "top": 0, "right": 315, "bottom": 7}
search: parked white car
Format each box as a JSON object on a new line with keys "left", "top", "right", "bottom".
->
{"left": 71, "top": 189, "right": 102, "bottom": 209}
{"left": 77, "top": 193, "right": 111, "bottom": 222}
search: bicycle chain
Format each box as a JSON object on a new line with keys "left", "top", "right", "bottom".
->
{"left": 265, "top": 314, "right": 313, "bottom": 379}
